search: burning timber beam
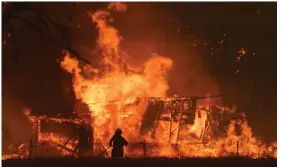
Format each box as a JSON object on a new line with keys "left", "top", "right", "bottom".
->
{"left": 27, "top": 115, "right": 84, "bottom": 124}
{"left": 146, "top": 94, "right": 222, "bottom": 102}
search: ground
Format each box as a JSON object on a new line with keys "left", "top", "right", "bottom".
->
{"left": 2, "top": 157, "right": 276, "bottom": 167}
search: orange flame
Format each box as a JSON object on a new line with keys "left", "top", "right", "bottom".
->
{"left": 2, "top": 2, "right": 276, "bottom": 160}
{"left": 59, "top": 2, "right": 276, "bottom": 158}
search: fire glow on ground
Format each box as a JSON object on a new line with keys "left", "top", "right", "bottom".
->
{"left": 2, "top": 2, "right": 277, "bottom": 167}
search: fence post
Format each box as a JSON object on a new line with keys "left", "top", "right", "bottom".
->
{"left": 29, "top": 139, "right": 32, "bottom": 160}
{"left": 236, "top": 140, "right": 239, "bottom": 157}
{"left": 143, "top": 139, "right": 146, "bottom": 158}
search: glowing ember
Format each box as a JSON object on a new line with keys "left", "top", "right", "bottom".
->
{"left": 237, "top": 48, "right": 246, "bottom": 62}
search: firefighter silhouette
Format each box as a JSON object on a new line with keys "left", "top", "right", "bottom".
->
{"left": 109, "top": 128, "right": 128, "bottom": 158}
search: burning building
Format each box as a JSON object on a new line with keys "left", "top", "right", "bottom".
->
{"left": 5, "top": 94, "right": 275, "bottom": 159}
{"left": 2, "top": 2, "right": 277, "bottom": 160}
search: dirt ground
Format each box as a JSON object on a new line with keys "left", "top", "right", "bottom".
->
{"left": 2, "top": 157, "right": 276, "bottom": 167}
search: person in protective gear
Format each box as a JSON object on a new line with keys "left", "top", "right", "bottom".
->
{"left": 109, "top": 128, "right": 128, "bottom": 158}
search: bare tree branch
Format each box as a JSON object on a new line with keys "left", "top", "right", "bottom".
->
{"left": 3, "top": 2, "right": 91, "bottom": 65}
{"left": 9, "top": 26, "right": 19, "bottom": 64}
{"left": 69, "top": 3, "right": 76, "bottom": 26}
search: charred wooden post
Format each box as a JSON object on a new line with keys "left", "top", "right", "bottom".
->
{"left": 237, "top": 140, "right": 239, "bottom": 156}
{"left": 175, "top": 112, "right": 183, "bottom": 145}
{"left": 29, "top": 140, "right": 32, "bottom": 160}
{"left": 168, "top": 109, "right": 173, "bottom": 143}
{"left": 191, "top": 97, "right": 197, "bottom": 112}
{"left": 76, "top": 122, "right": 94, "bottom": 157}
{"left": 143, "top": 139, "right": 146, "bottom": 158}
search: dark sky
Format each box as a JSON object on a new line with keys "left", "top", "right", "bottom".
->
{"left": 2, "top": 2, "right": 277, "bottom": 143}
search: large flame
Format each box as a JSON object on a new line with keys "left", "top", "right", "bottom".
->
{"left": 2, "top": 2, "right": 276, "bottom": 159}
{"left": 60, "top": 2, "right": 173, "bottom": 148}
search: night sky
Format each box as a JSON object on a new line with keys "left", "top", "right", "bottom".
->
{"left": 2, "top": 2, "right": 277, "bottom": 145}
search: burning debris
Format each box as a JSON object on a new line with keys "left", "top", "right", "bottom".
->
{"left": 237, "top": 48, "right": 246, "bottom": 62}
{"left": 3, "top": 96, "right": 276, "bottom": 159}
{"left": 2, "top": 2, "right": 276, "bottom": 160}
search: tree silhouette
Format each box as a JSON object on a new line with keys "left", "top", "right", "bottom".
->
{"left": 2, "top": 2, "right": 91, "bottom": 65}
